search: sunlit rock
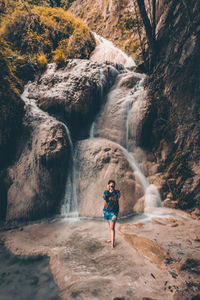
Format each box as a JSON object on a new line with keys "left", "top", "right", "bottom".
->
{"left": 27, "top": 60, "right": 119, "bottom": 138}
{"left": 76, "top": 138, "right": 144, "bottom": 218}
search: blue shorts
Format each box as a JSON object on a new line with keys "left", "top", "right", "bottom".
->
{"left": 103, "top": 210, "right": 118, "bottom": 222}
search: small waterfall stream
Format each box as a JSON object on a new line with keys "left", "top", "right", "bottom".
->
{"left": 61, "top": 126, "right": 79, "bottom": 218}
{"left": 90, "top": 33, "right": 136, "bottom": 67}
{"left": 21, "top": 83, "right": 79, "bottom": 218}
{"left": 61, "top": 34, "right": 162, "bottom": 217}
{"left": 90, "top": 70, "right": 162, "bottom": 213}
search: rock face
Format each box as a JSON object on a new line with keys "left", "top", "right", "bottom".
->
{"left": 0, "top": 41, "right": 25, "bottom": 221}
{"left": 6, "top": 102, "right": 70, "bottom": 222}
{"left": 28, "top": 60, "right": 119, "bottom": 139}
{"left": 76, "top": 138, "right": 144, "bottom": 217}
{"left": 3, "top": 59, "right": 120, "bottom": 223}
{"left": 139, "top": 0, "right": 200, "bottom": 211}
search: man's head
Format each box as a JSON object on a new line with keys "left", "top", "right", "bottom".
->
{"left": 108, "top": 179, "right": 115, "bottom": 191}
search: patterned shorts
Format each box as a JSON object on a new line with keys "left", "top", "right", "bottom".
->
{"left": 103, "top": 210, "right": 118, "bottom": 222}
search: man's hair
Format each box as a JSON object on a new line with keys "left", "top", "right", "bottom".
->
{"left": 108, "top": 179, "right": 115, "bottom": 186}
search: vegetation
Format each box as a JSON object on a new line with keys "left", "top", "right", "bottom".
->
{"left": 0, "top": 0, "right": 95, "bottom": 81}
{"left": 68, "top": 0, "right": 146, "bottom": 65}
{"left": 0, "top": 38, "right": 24, "bottom": 168}
{"left": 0, "top": 0, "right": 95, "bottom": 168}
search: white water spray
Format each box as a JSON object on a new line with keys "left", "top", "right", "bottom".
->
{"left": 90, "top": 72, "right": 162, "bottom": 213}
{"left": 90, "top": 33, "right": 136, "bottom": 68}
{"left": 61, "top": 125, "right": 79, "bottom": 219}
{"left": 22, "top": 83, "right": 80, "bottom": 219}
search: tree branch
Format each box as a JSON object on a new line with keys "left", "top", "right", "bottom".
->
{"left": 136, "top": 0, "right": 155, "bottom": 56}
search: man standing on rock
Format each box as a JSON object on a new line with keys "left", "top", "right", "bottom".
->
{"left": 103, "top": 180, "right": 120, "bottom": 249}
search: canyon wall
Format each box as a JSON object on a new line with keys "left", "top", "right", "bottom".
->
{"left": 139, "top": 0, "right": 200, "bottom": 212}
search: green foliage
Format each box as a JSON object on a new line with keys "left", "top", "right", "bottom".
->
{"left": 0, "top": 2, "right": 95, "bottom": 74}
{"left": 0, "top": 38, "right": 22, "bottom": 95}
{"left": 26, "top": 0, "right": 76, "bottom": 9}
{"left": 0, "top": 38, "right": 24, "bottom": 167}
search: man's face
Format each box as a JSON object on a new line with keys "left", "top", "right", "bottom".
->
{"left": 108, "top": 183, "right": 115, "bottom": 192}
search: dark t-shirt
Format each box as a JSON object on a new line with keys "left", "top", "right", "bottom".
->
{"left": 103, "top": 190, "right": 120, "bottom": 214}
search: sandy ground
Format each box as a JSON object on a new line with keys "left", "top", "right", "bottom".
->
{"left": 0, "top": 208, "right": 199, "bottom": 300}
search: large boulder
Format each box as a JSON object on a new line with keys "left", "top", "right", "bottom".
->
{"left": 27, "top": 60, "right": 119, "bottom": 138}
{"left": 94, "top": 71, "right": 147, "bottom": 150}
{"left": 5, "top": 102, "right": 70, "bottom": 223}
{"left": 75, "top": 138, "right": 144, "bottom": 218}
{"left": 6, "top": 120, "right": 70, "bottom": 222}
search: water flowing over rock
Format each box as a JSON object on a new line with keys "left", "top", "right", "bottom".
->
{"left": 76, "top": 138, "right": 144, "bottom": 218}
{"left": 88, "top": 69, "right": 161, "bottom": 215}
{"left": 94, "top": 71, "right": 146, "bottom": 150}
{"left": 27, "top": 60, "right": 119, "bottom": 139}
{"left": 3, "top": 59, "right": 121, "bottom": 223}
{"left": 90, "top": 33, "right": 136, "bottom": 68}
{"left": 6, "top": 86, "right": 70, "bottom": 222}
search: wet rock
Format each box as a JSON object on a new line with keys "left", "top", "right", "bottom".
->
{"left": 133, "top": 196, "right": 145, "bottom": 213}
{"left": 6, "top": 120, "right": 70, "bottom": 222}
{"left": 27, "top": 60, "right": 119, "bottom": 138}
{"left": 76, "top": 138, "right": 144, "bottom": 217}
{"left": 94, "top": 71, "right": 147, "bottom": 150}
{"left": 118, "top": 224, "right": 169, "bottom": 268}
{"left": 163, "top": 198, "right": 178, "bottom": 209}
{"left": 152, "top": 218, "right": 184, "bottom": 227}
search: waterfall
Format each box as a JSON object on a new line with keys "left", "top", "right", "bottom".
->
{"left": 61, "top": 125, "right": 79, "bottom": 218}
{"left": 90, "top": 72, "right": 162, "bottom": 213}
{"left": 22, "top": 83, "right": 79, "bottom": 219}
{"left": 90, "top": 32, "right": 136, "bottom": 68}
{"left": 21, "top": 82, "right": 51, "bottom": 123}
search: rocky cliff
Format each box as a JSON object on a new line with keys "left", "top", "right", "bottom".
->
{"left": 1, "top": 0, "right": 200, "bottom": 224}
{"left": 2, "top": 60, "right": 119, "bottom": 223}
{"left": 139, "top": 0, "right": 200, "bottom": 212}
{"left": 0, "top": 40, "right": 24, "bottom": 221}
{"left": 68, "top": 0, "right": 200, "bottom": 213}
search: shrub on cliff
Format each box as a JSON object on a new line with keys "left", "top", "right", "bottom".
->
{"left": 0, "top": 3, "right": 95, "bottom": 73}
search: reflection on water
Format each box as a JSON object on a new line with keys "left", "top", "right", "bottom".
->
{"left": 0, "top": 245, "right": 60, "bottom": 300}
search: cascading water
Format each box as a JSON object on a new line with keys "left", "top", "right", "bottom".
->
{"left": 61, "top": 126, "right": 79, "bottom": 218}
{"left": 22, "top": 83, "right": 79, "bottom": 219}
{"left": 90, "top": 70, "right": 162, "bottom": 214}
{"left": 90, "top": 32, "right": 136, "bottom": 68}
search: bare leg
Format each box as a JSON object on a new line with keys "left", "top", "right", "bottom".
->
{"left": 107, "top": 221, "right": 111, "bottom": 242}
{"left": 109, "top": 221, "right": 116, "bottom": 249}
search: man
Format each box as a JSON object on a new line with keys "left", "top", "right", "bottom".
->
{"left": 103, "top": 180, "right": 120, "bottom": 249}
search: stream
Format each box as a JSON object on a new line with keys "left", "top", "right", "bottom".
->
{"left": 0, "top": 245, "right": 60, "bottom": 300}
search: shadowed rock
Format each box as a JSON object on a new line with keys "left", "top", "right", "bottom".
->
{"left": 6, "top": 119, "right": 70, "bottom": 222}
